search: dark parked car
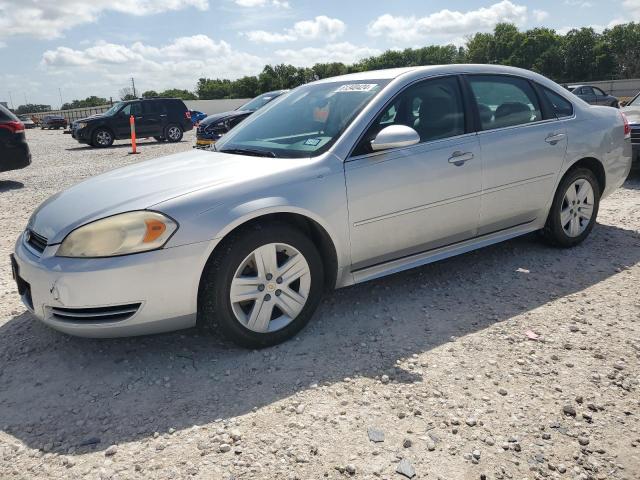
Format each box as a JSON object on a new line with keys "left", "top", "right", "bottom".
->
{"left": 567, "top": 85, "right": 619, "bottom": 107}
{"left": 72, "top": 98, "right": 193, "bottom": 148}
{"left": 41, "top": 115, "right": 68, "bottom": 130}
{"left": 195, "top": 90, "right": 287, "bottom": 149}
{"left": 0, "top": 104, "right": 31, "bottom": 173}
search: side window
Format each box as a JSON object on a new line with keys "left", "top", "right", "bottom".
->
{"left": 121, "top": 102, "right": 142, "bottom": 116}
{"left": 352, "top": 76, "right": 465, "bottom": 156}
{"left": 468, "top": 75, "right": 542, "bottom": 130}
{"left": 144, "top": 101, "right": 165, "bottom": 115}
{"left": 542, "top": 87, "right": 574, "bottom": 118}
{"left": 581, "top": 87, "right": 595, "bottom": 96}
{"left": 593, "top": 87, "right": 606, "bottom": 96}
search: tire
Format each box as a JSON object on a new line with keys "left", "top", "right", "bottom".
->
{"left": 164, "top": 124, "right": 183, "bottom": 143}
{"left": 153, "top": 136, "right": 165, "bottom": 142}
{"left": 542, "top": 167, "right": 600, "bottom": 248}
{"left": 198, "top": 222, "right": 324, "bottom": 348}
{"left": 92, "top": 128, "right": 114, "bottom": 148}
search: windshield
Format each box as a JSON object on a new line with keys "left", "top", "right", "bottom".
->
{"left": 216, "top": 80, "right": 389, "bottom": 158}
{"left": 238, "top": 92, "right": 282, "bottom": 112}
{"left": 103, "top": 102, "right": 124, "bottom": 116}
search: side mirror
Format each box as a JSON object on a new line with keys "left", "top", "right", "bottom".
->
{"left": 370, "top": 124, "right": 420, "bottom": 152}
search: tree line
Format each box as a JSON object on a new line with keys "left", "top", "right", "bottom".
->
{"left": 12, "top": 22, "right": 640, "bottom": 113}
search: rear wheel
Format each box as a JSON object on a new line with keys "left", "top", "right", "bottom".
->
{"left": 165, "top": 125, "right": 183, "bottom": 143}
{"left": 92, "top": 128, "right": 114, "bottom": 148}
{"left": 542, "top": 168, "right": 600, "bottom": 247}
{"left": 198, "top": 223, "right": 324, "bottom": 348}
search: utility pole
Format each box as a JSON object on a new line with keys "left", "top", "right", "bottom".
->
{"left": 8, "top": 91, "right": 14, "bottom": 109}
{"left": 131, "top": 77, "right": 137, "bottom": 98}
{"left": 58, "top": 88, "right": 63, "bottom": 108}
{"left": 23, "top": 93, "right": 28, "bottom": 106}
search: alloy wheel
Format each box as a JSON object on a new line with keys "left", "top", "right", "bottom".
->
{"left": 560, "top": 178, "right": 594, "bottom": 237}
{"left": 167, "top": 126, "right": 181, "bottom": 141}
{"left": 95, "top": 130, "right": 112, "bottom": 146}
{"left": 229, "top": 243, "right": 311, "bottom": 333}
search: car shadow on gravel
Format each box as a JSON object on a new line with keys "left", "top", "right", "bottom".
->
{"left": 0, "top": 222, "right": 639, "bottom": 455}
{"left": 0, "top": 180, "right": 24, "bottom": 192}
{"left": 65, "top": 140, "right": 184, "bottom": 152}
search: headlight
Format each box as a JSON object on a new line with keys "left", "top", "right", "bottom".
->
{"left": 77, "top": 122, "right": 87, "bottom": 128}
{"left": 56, "top": 211, "right": 178, "bottom": 258}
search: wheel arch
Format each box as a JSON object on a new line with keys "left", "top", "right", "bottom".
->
{"left": 564, "top": 156, "right": 606, "bottom": 194}
{"left": 198, "top": 209, "right": 340, "bottom": 296}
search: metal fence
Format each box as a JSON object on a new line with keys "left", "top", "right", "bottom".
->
{"left": 31, "top": 105, "right": 112, "bottom": 123}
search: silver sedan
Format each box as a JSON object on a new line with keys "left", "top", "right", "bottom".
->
{"left": 13, "top": 65, "right": 632, "bottom": 348}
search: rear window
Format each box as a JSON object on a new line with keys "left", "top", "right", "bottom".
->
{"left": 165, "top": 99, "right": 187, "bottom": 112}
{"left": 543, "top": 87, "right": 574, "bottom": 118}
{"left": 0, "top": 104, "right": 18, "bottom": 121}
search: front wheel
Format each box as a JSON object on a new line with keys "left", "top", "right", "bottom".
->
{"left": 198, "top": 223, "right": 324, "bottom": 348}
{"left": 542, "top": 168, "right": 600, "bottom": 247}
{"left": 165, "top": 125, "right": 183, "bottom": 143}
{"left": 92, "top": 128, "right": 114, "bottom": 148}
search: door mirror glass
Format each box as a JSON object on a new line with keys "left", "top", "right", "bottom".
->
{"left": 370, "top": 125, "right": 420, "bottom": 151}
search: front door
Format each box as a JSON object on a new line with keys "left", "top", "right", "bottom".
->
{"left": 345, "top": 75, "right": 482, "bottom": 270}
{"left": 466, "top": 75, "right": 568, "bottom": 234}
{"left": 115, "top": 102, "right": 143, "bottom": 138}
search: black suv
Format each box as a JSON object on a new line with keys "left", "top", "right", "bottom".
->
{"left": 72, "top": 98, "right": 193, "bottom": 148}
{"left": 0, "top": 104, "right": 31, "bottom": 173}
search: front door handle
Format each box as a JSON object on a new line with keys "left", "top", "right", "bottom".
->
{"left": 448, "top": 151, "right": 474, "bottom": 166}
{"left": 545, "top": 133, "right": 566, "bottom": 145}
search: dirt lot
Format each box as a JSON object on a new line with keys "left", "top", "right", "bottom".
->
{"left": 1, "top": 129, "right": 639, "bottom": 480}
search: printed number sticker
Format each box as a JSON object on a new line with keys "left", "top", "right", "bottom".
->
{"left": 304, "top": 138, "right": 321, "bottom": 146}
{"left": 334, "top": 84, "right": 377, "bottom": 93}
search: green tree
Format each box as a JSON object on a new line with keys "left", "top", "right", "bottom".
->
{"left": 15, "top": 104, "right": 51, "bottom": 114}
{"left": 157, "top": 88, "right": 197, "bottom": 100}
{"left": 142, "top": 90, "right": 159, "bottom": 98}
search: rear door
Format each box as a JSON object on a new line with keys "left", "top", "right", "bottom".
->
{"left": 138, "top": 100, "right": 164, "bottom": 137}
{"left": 466, "top": 74, "right": 568, "bottom": 234}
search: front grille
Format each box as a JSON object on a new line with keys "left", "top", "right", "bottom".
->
{"left": 50, "top": 303, "right": 141, "bottom": 323}
{"left": 630, "top": 127, "right": 640, "bottom": 145}
{"left": 26, "top": 229, "right": 48, "bottom": 253}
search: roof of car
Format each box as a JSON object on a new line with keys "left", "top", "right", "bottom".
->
{"left": 313, "top": 64, "right": 553, "bottom": 84}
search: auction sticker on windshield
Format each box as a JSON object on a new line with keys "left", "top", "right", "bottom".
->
{"left": 334, "top": 84, "right": 378, "bottom": 92}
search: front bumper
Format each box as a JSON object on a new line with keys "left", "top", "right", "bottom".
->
{"left": 12, "top": 233, "right": 216, "bottom": 337}
{"left": 71, "top": 126, "right": 91, "bottom": 143}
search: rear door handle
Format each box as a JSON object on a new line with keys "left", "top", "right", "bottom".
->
{"left": 545, "top": 133, "right": 566, "bottom": 145}
{"left": 448, "top": 151, "right": 474, "bottom": 166}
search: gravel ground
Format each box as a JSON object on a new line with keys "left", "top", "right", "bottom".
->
{"left": 1, "top": 129, "right": 639, "bottom": 480}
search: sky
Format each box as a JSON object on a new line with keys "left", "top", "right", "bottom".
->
{"left": 0, "top": 0, "right": 637, "bottom": 108}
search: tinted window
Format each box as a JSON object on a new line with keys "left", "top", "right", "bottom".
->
{"left": 144, "top": 101, "right": 165, "bottom": 115}
{"left": 121, "top": 102, "right": 142, "bottom": 116}
{"left": 543, "top": 87, "right": 574, "bottom": 118}
{"left": 353, "top": 76, "right": 465, "bottom": 156}
{"left": 468, "top": 75, "right": 542, "bottom": 130}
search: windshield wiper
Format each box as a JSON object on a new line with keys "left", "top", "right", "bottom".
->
{"left": 219, "top": 148, "right": 277, "bottom": 158}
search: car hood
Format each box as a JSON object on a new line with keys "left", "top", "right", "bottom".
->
{"left": 28, "top": 149, "right": 303, "bottom": 244}
{"left": 200, "top": 110, "right": 250, "bottom": 126}
{"left": 78, "top": 113, "right": 110, "bottom": 123}
{"left": 622, "top": 105, "right": 640, "bottom": 125}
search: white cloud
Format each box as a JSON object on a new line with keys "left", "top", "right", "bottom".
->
{"left": 274, "top": 42, "right": 380, "bottom": 67}
{"left": 245, "top": 15, "right": 346, "bottom": 43}
{"left": 563, "top": 0, "right": 593, "bottom": 7}
{"left": 0, "top": 0, "right": 208, "bottom": 41}
{"left": 623, "top": 0, "right": 640, "bottom": 19}
{"left": 41, "top": 35, "right": 264, "bottom": 92}
{"left": 367, "top": 1, "right": 528, "bottom": 43}
{"left": 533, "top": 9, "right": 549, "bottom": 22}
{"left": 234, "top": 0, "right": 289, "bottom": 7}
